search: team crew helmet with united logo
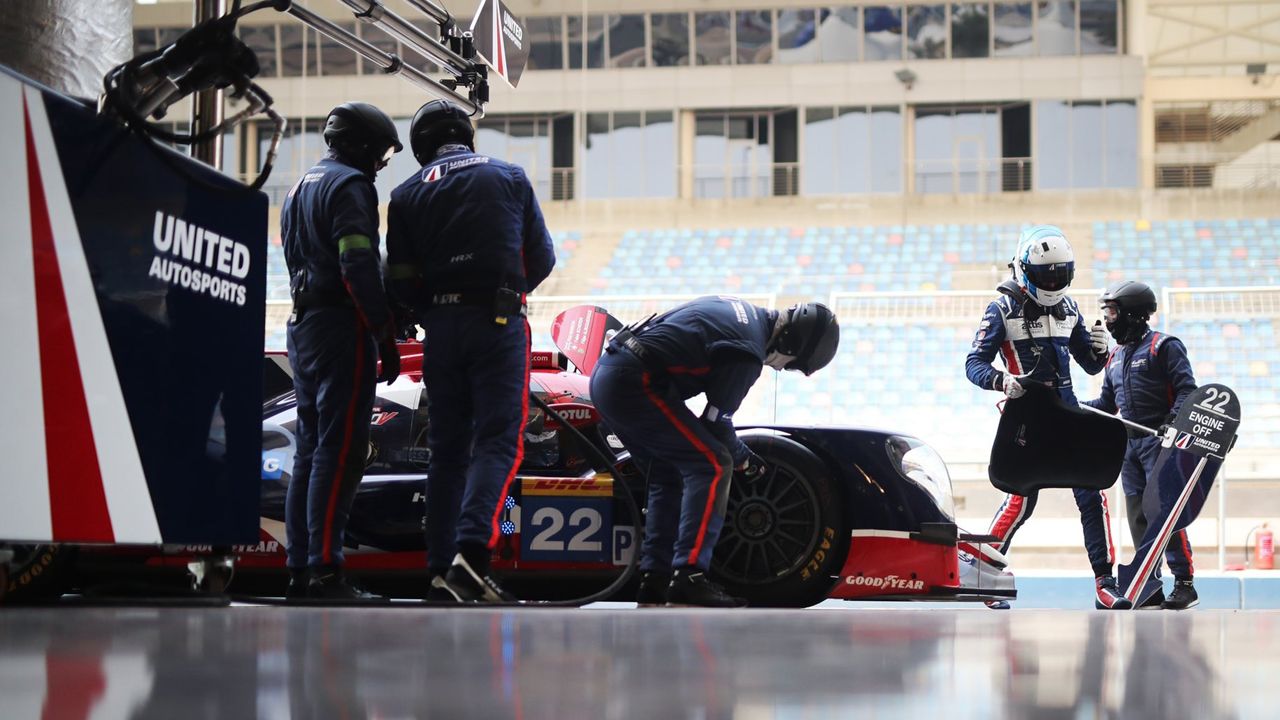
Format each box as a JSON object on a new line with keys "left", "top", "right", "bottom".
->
{"left": 1014, "top": 225, "right": 1076, "bottom": 307}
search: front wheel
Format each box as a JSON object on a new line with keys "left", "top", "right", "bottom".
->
{"left": 711, "top": 435, "right": 849, "bottom": 608}
{"left": 2, "top": 544, "right": 76, "bottom": 604}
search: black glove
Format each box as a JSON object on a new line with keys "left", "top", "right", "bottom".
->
{"left": 736, "top": 450, "right": 767, "bottom": 482}
{"left": 377, "top": 338, "right": 401, "bottom": 384}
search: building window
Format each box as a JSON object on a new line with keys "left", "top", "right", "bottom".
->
{"left": 915, "top": 105, "right": 1001, "bottom": 193}
{"left": 526, "top": 16, "right": 565, "bottom": 70}
{"left": 358, "top": 23, "right": 398, "bottom": 75}
{"left": 651, "top": 13, "right": 691, "bottom": 66}
{"left": 279, "top": 25, "right": 318, "bottom": 77}
{"left": 992, "top": 3, "right": 1033, "bottom": 56}
{"left": 608, "top": 14, "right": 647, "bottom": 68}
{"left": 1037, "top": 0, "right": 1077, "bottom": 55}
{"left": 1080, "top": 0, "right": 1119, "bottom": 54}
{"left": 951, "top": 3, "right": 990, "bottom": 58}
{"left": 778, "top": 10, "right": 819, "bottom": 63}
{"left": 1035, "top": 99, "right": 1137, "bottom": 189}
{"left": 319, "top": 23, "right": 358, "bottom": 76}
{"left": 694, "top": 12, "right": 733, "bottom": 66}
{"left": 477, "top": 116, "right": 555, "bottom": 200}
{"left": 907, "top": 5, "right": 947, "bottom": 59}
{"left": 736, "top": 10, "right": 773, "bottom": 64}
{"left": 567, "top": 15, "right": 606, "bottom": 69}
{"left": 583, "top": 111, "right": 676, "bottom": 199}
{"left": 240, "top": 25, "right": 278, "bottom": 77}
{"left": 820, "top": 8, "right": 863, "bottom": 62}
{"left": 804, "top": 106, "right": 903, "bottom": 194}
{"left": 694, "top": 111, "right": 789, "bottom": 198}
{"left": 134, "top": 28, "right": 158, "bottom": 56}
{"left": 864, "top": 7, "right": 904, "bottom": 60}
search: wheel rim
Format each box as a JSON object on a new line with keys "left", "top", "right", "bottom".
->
{"left": 712, "top": 459, "right": 822, "bottom": 586}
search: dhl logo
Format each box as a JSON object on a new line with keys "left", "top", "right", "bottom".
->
{"left": 521, "top": 475, "right": 613, "bottom": 497}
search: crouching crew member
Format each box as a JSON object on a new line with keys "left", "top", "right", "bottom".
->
{"left": 590, "top": 297, "right": 840, "bottom": 607}
{"left": 387, "top": 100, "right": 556, "bottom": 603}
{"left": 282, "top": 102, "right": 404, "bottom": 600}
{"left": 1084, "top": 280, "right": 1199, "bottom": 610}
{"left": 966, "top": 225, "right": 1127, "bottom": 610}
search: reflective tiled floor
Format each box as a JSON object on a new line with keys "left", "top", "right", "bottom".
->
{"left": 1, "top": 604, "right": 1276, "bottom": 719}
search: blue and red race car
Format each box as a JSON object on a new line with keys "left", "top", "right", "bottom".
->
{"left": 6, "top": 306, "right": 1014, "bottom": 607}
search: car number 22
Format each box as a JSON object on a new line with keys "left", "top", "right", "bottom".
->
{"left": 520, "top": 497, "right": 612, "bottom": 563}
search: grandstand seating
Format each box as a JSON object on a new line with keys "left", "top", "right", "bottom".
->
{"left": 263, "top": 220, "right": 1280, "bottom": 450}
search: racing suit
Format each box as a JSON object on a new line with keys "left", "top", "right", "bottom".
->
{"left": 386, "top": 146, "right": 555, "bottom": 576}
{"left": 281, "top": 151, "right": 394, "bottom": 571}
{"left": 589, "top": 296, "right": 776, "bottom": 573}
{"left": 965, "top": 282, "right": 1115, "bottom": 576}
{"left": 1084, "top": 329, "right": 1197, "bottom": 578}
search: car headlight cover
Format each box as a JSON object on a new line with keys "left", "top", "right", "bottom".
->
{"left": 886, "top": 436, "right": 955, "bottom": 517}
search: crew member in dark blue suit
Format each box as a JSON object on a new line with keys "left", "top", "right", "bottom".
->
{"left": 590, "top": 298, "right": 839, "bottom": 607}
{"left": 1084, "top": 280, "right": 1199, "bottom": 610}
{"left": 281, "top": 102, "right": 404, "bottom": 600}
{"left": 965, "top": 225, "right": 1128, "bottom": 610}
{"left": 386, "top": 100, "right": 556, "bottom": 603}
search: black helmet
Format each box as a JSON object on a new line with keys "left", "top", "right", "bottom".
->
{"left": 1099, "top": 280, "right": 1157, "bottom": 344}
{"left": 1099, "top": 280, "right": 1157, "bottom": 318}
{"left": 323, "top": 102, "right": 402, "bottom": 165}
{"left": 410, "top": 99, "right": 475, "bottom": 164}
{"left": 774, "top": 303, "right": 840, "bottom": 376}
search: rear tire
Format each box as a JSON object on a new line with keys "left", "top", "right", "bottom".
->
{"left": 711, "top": 435, "right": 849, "bottom": 608}
{"left": 2, "top": 544, "right": 76, "bottom": 603}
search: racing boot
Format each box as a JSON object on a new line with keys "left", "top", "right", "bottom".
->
{"left": 636, "top": 571, "right": 671, "bottom": 608}
{"left": 285, "top": 567, "right": 311, "bottom": 600}
{"left": 666, "top": 567, "right": 747, "bottom": 608}
{"left": 1094, "top": 575, "right": 1133, "bottom": 610}
{"left": 425, "top": 573, "right": 457, "bottom": 603}
{"left": 984, "top": 600, "right": 1012, "bottom": 610}
{"left": 1138, "top": 588, "right": 1166, "bottom": 609}
{"left": 442, "top": 547, "right": 516, "bottom": 603}
{"left": 1161, "top": 579, "right": 1199, "bottom": 610}
{"left": 308, "top": 566, "right": 387, "bottom": 602}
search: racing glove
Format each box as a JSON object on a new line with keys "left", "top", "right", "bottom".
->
{"left": 736, "top": 450, "right": 767, "bottom": 483}
{"left": 1000, "top": 374, "right": 1026, "bottom": 400}
{"left": 1090, "top": 320, "right": 1109, "bottom": 356}
{"left": 377, "top": 338, "right": 401, "bottom": 384}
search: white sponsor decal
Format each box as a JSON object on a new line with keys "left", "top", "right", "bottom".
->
{"left": 150, "top": 211, "right": 250, "bottom": 306}
{"left": 843, "top": 574, "right": 925, "bottom": 590}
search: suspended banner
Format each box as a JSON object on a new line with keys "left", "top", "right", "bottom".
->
{"left": 469, "top": 0, "right": 529, "bottom": 88}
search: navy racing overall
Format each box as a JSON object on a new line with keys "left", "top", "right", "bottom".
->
{"left": 1084, "top": 329, "right": 1198, "bottom": 578}
{"left": 386, "top": 147, "right": 556, "bottom": 575}
{"left": 281, "top": 152, "right": 394, "bottom": 571}
{"left": 589, "top": 296, "right": 776, "bottom": 573}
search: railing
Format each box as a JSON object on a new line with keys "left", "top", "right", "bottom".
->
{"left": 692, "top": 162, "right": 800, "bottom": 199}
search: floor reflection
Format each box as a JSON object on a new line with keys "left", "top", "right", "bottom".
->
{"left": 0, "top": 606, "right": 1274, "bottom": 719}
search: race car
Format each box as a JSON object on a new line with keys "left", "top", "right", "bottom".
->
{"left": 3, "top": 306, "right": 1013, "bottom": 607}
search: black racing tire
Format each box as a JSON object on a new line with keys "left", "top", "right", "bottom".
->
{"left": 2, "top": 544, "right": 76, "bottom": 604}
{"left": 711, "top": 435, "right": 850, "bottom": 608}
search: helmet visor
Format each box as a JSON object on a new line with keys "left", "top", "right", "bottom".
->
{"left": 1025, "top": 261, "right": 1074, "bottom": 292}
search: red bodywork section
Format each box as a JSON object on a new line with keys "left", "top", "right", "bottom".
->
{"left": 831, "top": 532, "right": 961, "bottom": 599}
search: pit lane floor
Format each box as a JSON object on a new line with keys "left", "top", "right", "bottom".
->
{"left": 1, "top": 601, "right": 1276, "bottom": 719}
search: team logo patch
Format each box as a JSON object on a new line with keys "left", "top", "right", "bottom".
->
{"left": 1175, "top": 433, "right": 1193, "bottom": 449}
{"left": 424, "top": 164, "right": 447, "bottom": 183}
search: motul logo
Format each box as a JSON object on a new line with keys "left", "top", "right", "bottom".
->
{"left": 844, "top": 574, "right": 924, "bottom": 590}
{"left": 557, "top": 408, "right": 592, "bottom": 420}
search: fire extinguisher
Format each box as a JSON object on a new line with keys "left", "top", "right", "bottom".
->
{"left": 1256, "top": 524, "right": 1275, "bottom": 570}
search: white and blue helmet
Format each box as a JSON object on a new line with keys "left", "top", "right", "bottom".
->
{"left": 1014, "top": 225, "right": 1075, "bottom": 307}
